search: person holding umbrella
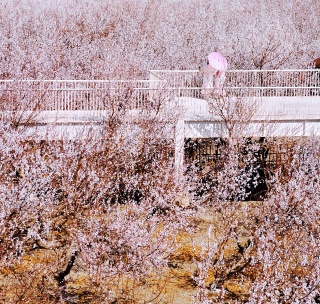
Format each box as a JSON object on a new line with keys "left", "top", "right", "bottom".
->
{"left": 202, "top": 52, "right": 228, "bottom": 96}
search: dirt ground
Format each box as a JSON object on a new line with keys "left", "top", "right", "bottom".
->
{"left": 0, "top": 205, "right": 256, "bottom": 304}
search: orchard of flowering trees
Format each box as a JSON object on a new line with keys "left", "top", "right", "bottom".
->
{"left": 0, "top": 0, "right": 319, "bottom": 80}
{"left": 1, "top": 0, "right": 320, "bottom": 303}
{"left": 0, "top": 86, "right": 195, "bottom": 303}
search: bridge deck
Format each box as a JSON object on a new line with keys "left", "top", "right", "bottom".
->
{"left": 0, "top": 69, "right": 319, "bottom": 138}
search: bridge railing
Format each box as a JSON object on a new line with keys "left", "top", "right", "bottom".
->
{"left": 150, "top": 69, "right": 320, "bottom": 97}
{"left": 0, "top": 79, "right": 166, "bottom": 112}
{"left": 0, "top": 70, "right": 319, "bottom": 114}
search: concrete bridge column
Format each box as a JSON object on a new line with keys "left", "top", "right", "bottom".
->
{"left": 175, "top": 119, "right": 185, "bottom": 182}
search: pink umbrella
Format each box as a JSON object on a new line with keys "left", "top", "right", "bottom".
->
{"left": 208, "top": 52, "right": 228, "bottom": 71}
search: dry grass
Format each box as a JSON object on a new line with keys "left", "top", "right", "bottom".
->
{"left": 0, "top": 204, "right": 259, "bottom": 303}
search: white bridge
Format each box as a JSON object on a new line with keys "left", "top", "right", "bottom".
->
{"left": 0, "top": 69, "right": 319, "bottom": 140}
{"left": 150, "top": 69, "right": 320, "bottom": 138}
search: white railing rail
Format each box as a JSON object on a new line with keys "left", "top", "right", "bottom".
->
{"left": 150, "top": 70, "right": 199, "bottom": 88}
{"left": 150, "top": 69, "right": 320, "bottom": 96}
{"left": 0, "top": 70, "right": 319, "bottom": 113}
{"left": 0, "top": 79, "right": 165, "bottom": 112}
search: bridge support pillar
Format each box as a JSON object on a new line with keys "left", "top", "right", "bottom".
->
{"left": 175, "top": 119, "right": 185, "bottom": 182}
